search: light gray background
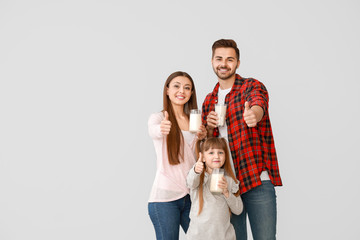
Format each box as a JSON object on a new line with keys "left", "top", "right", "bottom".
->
{"left": 1, "top": 0, "right": 359, "bottom": 239}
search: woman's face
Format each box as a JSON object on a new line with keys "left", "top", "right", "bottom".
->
{"left": 203, "top": 147, "right": 225, "bottom": 174}
{"left": 166, "top": 76, "right": 193, "bottom": 107}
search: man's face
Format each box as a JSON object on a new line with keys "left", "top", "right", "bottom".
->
{"left": 212, "top": 47, "right": 240, "bottom": 80}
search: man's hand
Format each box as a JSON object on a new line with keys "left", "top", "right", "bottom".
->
{"left": 243, "top": 102, "right": 264, "bottom": 127}
{"left": 206, "top": 111, "right": 218, "bottom": 129}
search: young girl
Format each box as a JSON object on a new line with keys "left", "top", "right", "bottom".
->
{"left": 148, "top": 71, "right": 207, "bottom": 240}
{"left": 186, "top": 137, "right": 243, "bottom": 240}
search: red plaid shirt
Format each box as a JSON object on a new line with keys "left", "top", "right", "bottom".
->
{"left": 202, "top": 74, "right": 282, "bottom": 194}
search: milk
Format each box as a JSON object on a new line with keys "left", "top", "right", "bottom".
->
{"left": 189, "top": 109, "right": 201, "bottom": 133}
{"left": 210, "top": 169, "right": 224, "bottom": 193}
{"left": 215, "top": 104, "right": 227, "bottom": 127}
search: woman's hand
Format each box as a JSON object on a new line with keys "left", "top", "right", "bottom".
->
{"left": 160, "top": 111, "right": 171, "bottom": 136}
{"left": 218, "top": 176, "right": 229, "bottom": 198}
{"left": 194, "top": 153, "right": 204, "bottom": 174}
{"left": 196, "top": 125, "right": 207, "bottom": 140}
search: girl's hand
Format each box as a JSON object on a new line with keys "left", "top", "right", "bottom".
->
{"left": 196, "top": 125, "right": 207, "bottom": 140}
{"left": 218, "top": 176, "right": 229, "bottom": 198}
{"left": 194, "top": 153, "right": 204, "bottom": 174}
{"left": 160, "top": 111, "right": 171, "bottom": 135}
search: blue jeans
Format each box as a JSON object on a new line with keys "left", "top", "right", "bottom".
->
{"left": 148, "top": 194, "right": 191, "bottom": 240}
{"left": 231, "top": 180, "right": 277, "bottom": 240}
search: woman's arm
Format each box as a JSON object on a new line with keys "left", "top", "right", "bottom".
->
{"left": 148, "top": 113, "right": 164, "bottom": 139}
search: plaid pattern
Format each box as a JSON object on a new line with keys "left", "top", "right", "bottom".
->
{"left": 202, "top": 74, "right": 282, "bottom": 194}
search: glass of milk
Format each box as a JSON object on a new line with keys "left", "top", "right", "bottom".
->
{"left": 210, "top": 168, "right": 224, "bottom": 193}
{"left": 189, "top": 109, "right": 202, "bottom": 133}
{"left": 215, "top": 103, "right": 227, "bottom": 127}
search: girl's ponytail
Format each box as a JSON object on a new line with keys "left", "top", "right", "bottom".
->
{"left": 195, "top": 139, "right": 203, "bottom": 159}
{"left": 195, "top": 138, "right": 205, "bottom": 215}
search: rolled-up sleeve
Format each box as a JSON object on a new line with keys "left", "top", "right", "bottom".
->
{"left": 247, "top": 81, "right": 269, "bottom": 116}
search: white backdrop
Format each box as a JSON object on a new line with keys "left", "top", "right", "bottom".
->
{"left": 1, "top": 0, "right": 359, "bottom": 239}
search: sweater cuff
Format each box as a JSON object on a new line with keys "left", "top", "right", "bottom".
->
{"left": 224, "top": 192, "right": 237, "bottom": 205}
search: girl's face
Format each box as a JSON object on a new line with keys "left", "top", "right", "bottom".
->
{"left": 203, "top": 147, "right": 225, "bottom": 174}
{"left": 166, "top": 76, "right": 193, "bottom": 107}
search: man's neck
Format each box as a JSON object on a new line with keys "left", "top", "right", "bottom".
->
{"left": 218, "top": 75, "right": 236, "bottom": 90}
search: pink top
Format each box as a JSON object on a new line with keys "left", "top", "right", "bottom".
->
{"left": 148, "top": 112, "right": 197, "bottom": 202}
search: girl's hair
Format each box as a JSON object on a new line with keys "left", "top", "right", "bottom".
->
{"left": 195, "top": 137, "right": 240, "bottom": 215}
{"left": 163, "top": 71, "right": 198, "bottom": 165}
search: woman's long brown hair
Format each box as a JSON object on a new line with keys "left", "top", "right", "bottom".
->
{"left": 163, "top": 71, "right": 198, "bottom": 165}
{"left": 195, "top": 137, "right": 240, "bottom": 215}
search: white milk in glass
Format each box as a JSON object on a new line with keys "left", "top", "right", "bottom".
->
{"left": 189, "top": 109, "right": 201, "bottom": 133}
{"left": 210, "top": 168, "right": 224, "bottom": 193}
{"left": 215, "top": 104, "right": 227, "bottom": 127}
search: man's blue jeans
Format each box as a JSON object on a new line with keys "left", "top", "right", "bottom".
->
{"left": 148, "top": 194, "right": 191, "bottom": 240}
{"left": 231, "top": 180, "right": 277, "bottom": 240}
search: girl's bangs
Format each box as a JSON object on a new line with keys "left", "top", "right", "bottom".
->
{"left": 203, "top": 138, "right": 226, "bottom": 152}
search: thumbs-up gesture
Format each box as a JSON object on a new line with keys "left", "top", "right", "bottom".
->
{"left": 160, "top": 111, "right": 172, "bottom": 135}
{"left": 194, "top": 153, "right": 204, "bottom": 174}
{"left": 243, "top": 102, "right": 257, "bottom": 127}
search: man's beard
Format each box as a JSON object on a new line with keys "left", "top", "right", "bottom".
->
{"left": 213, "top": 67, "right": 236, "bottom": 80}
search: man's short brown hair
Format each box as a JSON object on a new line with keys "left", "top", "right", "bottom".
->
{"left": 212, "top": 39, "right": 240, "bottom": 60}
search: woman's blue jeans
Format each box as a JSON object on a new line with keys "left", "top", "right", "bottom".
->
{"left": 231, "top": 180, "right": 277, "bottom": 240}
{"left": 148, "top": 194, "right": 191, "bottom": 240}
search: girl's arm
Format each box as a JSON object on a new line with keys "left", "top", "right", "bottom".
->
{"left": 186, "top": 165, "right": 201, "bottom": 189}
{"left": 224, "top": 177, "right": 243, "bottom": 215}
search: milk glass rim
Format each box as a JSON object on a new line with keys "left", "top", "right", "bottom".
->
{"left": 212, "top": 168, "right": 224, "bottom": 174}
{"left": 215, "top": 103, "right": 227, "bottom": 106}
{"left": 190, "top": 109, "right": 201, "bottom": 114}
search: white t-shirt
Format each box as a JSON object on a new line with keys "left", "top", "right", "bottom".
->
{"left": 217, "top": 87, "right": 270, "bottom": 181}
{"left": 217, "top": 88, "right": 235, "bottom": 175}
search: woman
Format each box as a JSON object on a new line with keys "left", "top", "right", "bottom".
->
{"left": 148, "top": 71, "right": 206, "bottom": 240}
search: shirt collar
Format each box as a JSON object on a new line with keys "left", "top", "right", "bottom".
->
{"left": 211, "top": 74, "right": 244, "bottom": 97}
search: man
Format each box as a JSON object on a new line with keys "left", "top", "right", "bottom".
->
{"left": 201, "top": 39, "right": 282, "bottom": 240}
